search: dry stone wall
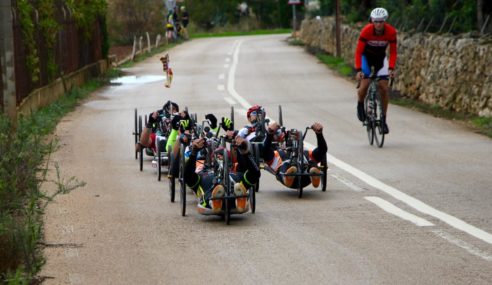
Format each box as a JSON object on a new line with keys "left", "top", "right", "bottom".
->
{"left": 300, "top": 17, "right": 492, "bottom": 117}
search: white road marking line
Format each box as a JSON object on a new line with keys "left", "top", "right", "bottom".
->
{"left": 224, "top": 97, "right": 236, "bottom": 105}
{"left": 227, "top": 38, "right": 492, "bottom": 246}
{"left": 217, "top": 84, "right": 225, "bottom": 91}
{"left": 224, "top": 64, "right": 230, "bottom": 68}
{"left": 225, "top": 57, "right": 231, "bottom": 62}
{"left": 365, "top": 196, "right": 434, "bottom": 227}
{"left": 331, "top": 173, "right": 364, "bottom": 192}
{"left": 219, "top": 73, "right": 225, "bottom": 80}
{"left": 432, "top": 229, "right": 492, "bottom": 262}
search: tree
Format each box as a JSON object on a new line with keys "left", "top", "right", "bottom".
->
{"left": 107, "top": 0, "right": 166, "bottom": 45}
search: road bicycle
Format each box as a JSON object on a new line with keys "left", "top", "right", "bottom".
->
{"left": 357, "top": 73, "right": 393, "bottom": 148}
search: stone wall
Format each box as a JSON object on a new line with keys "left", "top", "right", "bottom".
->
{"left": 300, "top": 17, "right": 492, "bottom": 117}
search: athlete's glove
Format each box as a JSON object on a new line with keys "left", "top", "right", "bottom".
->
{"left": 205, "top": 114, "right": 217, "bottom": 129}
{"left": 171, "top": 114, "right": 181, "bottom": 130}
{"left": 221, "top": 117, "right": 234, "bottom": 131}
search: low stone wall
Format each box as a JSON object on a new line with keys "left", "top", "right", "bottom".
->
{"left": 17, "top": 59, "right": 108, "bottom": 118}
{"left": 300, "top": 17, "right": 492, "bottom": 117}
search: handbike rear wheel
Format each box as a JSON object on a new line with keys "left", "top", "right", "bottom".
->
{"left": 179, "top": 144, "right": 186, "bottom": 216}
{"left": 168, "top": 151, "right": 176, "bottom": 203}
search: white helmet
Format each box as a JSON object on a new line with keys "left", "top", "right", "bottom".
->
{"left": 370, "top": 7, "right": 388, "bottom": 21}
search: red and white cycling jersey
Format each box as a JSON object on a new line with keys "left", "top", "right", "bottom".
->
{"left": 354, "top": 23, "right": 397, "bottom": 71}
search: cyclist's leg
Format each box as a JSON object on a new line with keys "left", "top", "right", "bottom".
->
{"left": 357, "top": 56, "right": 371, "bottom": 121}
{"left": 376, "top": 57, "right": 390, "bottom": 116}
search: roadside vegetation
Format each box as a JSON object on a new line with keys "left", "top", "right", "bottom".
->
{"left": 0, "top": 80, "right": 106, "bottom": 283}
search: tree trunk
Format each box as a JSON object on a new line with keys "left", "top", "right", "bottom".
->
{"left": 477, "top": 0, "right": 483, "bottom": 31}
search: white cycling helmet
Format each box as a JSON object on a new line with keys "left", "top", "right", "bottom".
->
{"left": 370, "top": 7, "right": 388, "bottom": 21}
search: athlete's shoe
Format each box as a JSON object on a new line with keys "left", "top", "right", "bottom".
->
{"left": 234, "top": 182, "right": 248, "bottom": 213}
{"left": 309, "top": 167, "right": 321, "bottom": 188}
{"left": 381, "top": 115, "right": 389, "bottom": 134}
{"left": 357, "top": 101, "right": 366, "bottom": 122}
{"left": 283, "top": 166, "right": 297, "bottom": 187}
{"left": 210, "top": 185, "right": 225, "bottom": 213}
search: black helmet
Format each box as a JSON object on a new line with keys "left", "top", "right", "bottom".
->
{"left": 163, "top": 100, "right": 179, "bottom": 114}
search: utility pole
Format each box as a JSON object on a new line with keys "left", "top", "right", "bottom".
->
{"left": 335, "top": 0, "right": 341, "bottom": 57}
{"left": 0, "top": 1, "right": 17, "bottom": 122}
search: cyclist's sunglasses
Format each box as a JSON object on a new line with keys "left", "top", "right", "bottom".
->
{"left": 250, "top": 111, "right": 258, "bottom": 116}
{"left": 373, "top": 20, "right": 385, "bottom": 23}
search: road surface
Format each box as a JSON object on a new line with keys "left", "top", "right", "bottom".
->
{"left": 41, "top": 34, "right": 492, "bottom": 284}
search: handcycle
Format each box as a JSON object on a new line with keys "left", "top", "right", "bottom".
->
{"left": 133, "top": 108, "right": 173, "bottom": 174}
{"left": 262, "top": 126, "right": 328, "bottom": 198}
{"left": 167, "top": 110, "right": 198, "bottom": 203}
{"left": 250, "top": 105, "right": 284, "bottom": 193}
{"left": 357, "top": 71, "right": 393, "bottom": 148}
{"left": 183, "top": 135, "right": 255, "bottom": 224}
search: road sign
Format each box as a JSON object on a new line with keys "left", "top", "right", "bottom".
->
{"left": 288, "top": 0, "right": 302, "bottom": 5}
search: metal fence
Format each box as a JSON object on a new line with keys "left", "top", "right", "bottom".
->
{"left": 11, "top": 0, "right": 104, "bottom": 106}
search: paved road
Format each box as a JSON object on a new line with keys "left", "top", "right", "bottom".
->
{"left": 42, "top": 34, "right": 492, "bottom": 284}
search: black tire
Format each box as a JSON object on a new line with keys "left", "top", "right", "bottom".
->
{"left": 253, "top": 143, "right": 261, "bottom": 192}
{"left": 373, "top": 93, "right": 385, "bottom": 148}
{"left": 230, "top": 105, "right": 234, "bottom": 124}
{"left": 223, "top": 147, "right": 231, "bottom": 224}
{"left": 138, "top": 116, "right": 144, "bottom": 171}
{"left": 134, "top": 108, "right": 138, "bottom": 159}
{"left": 364, "top": 96, "right": 375, "bottom": 146}
{"left": 250, "top": 185, "right": 256, "bottom": 214}
{"left": 278, "top": 105, "right": 283, "bottom": 126}
{"left": 180, "top": 143, "right": 186, "bottom": 217}
{"left": 144, "top": 114, "right": 148, "bottom": 126}
{"left": 168, "top": 151, "right": 175, "bottom": 203}
{"left": 297, "top": 130, "right": 304, "bottom": 198}
{"left": 321, "top": 156, "right": 328, "bottom": 192}
{"left": 157, "top": 141, "right": 162, "bottom": 181}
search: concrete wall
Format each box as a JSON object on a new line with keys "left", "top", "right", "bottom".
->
{"left": 17, "top": 59, "right": 108, "bottom": 118}
{"left": 300, "top": 17, "right": 492, "bottom": 117}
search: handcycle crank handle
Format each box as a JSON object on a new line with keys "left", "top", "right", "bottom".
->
{"left": 356, "top": 80, "right": 361, "bottom": 89}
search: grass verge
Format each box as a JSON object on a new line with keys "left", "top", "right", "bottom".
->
{"left": 0, "top": 77, "right": 112, "bottom": 283}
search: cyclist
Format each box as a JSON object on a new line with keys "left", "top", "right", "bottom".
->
{"left": 136, "top": 100, "right": 180, "bottom": 154}
{"left": 234, "top": 105, "right": 270, "bottom": 142}
{"left": 262, "top": 122, "right": 327, "bottom": 189}
{"left": 354, "top": 7, "right": 397, "bottom": 134}
{"left": 184, "top": 136, "right": 260, "bottom": 214}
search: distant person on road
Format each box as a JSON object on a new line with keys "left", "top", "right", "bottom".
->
{"left": 180, "top": 6, "right": 189, "bottom": 28}
{"left": 354, "top": 7, "right": 397, "bottom": 134}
